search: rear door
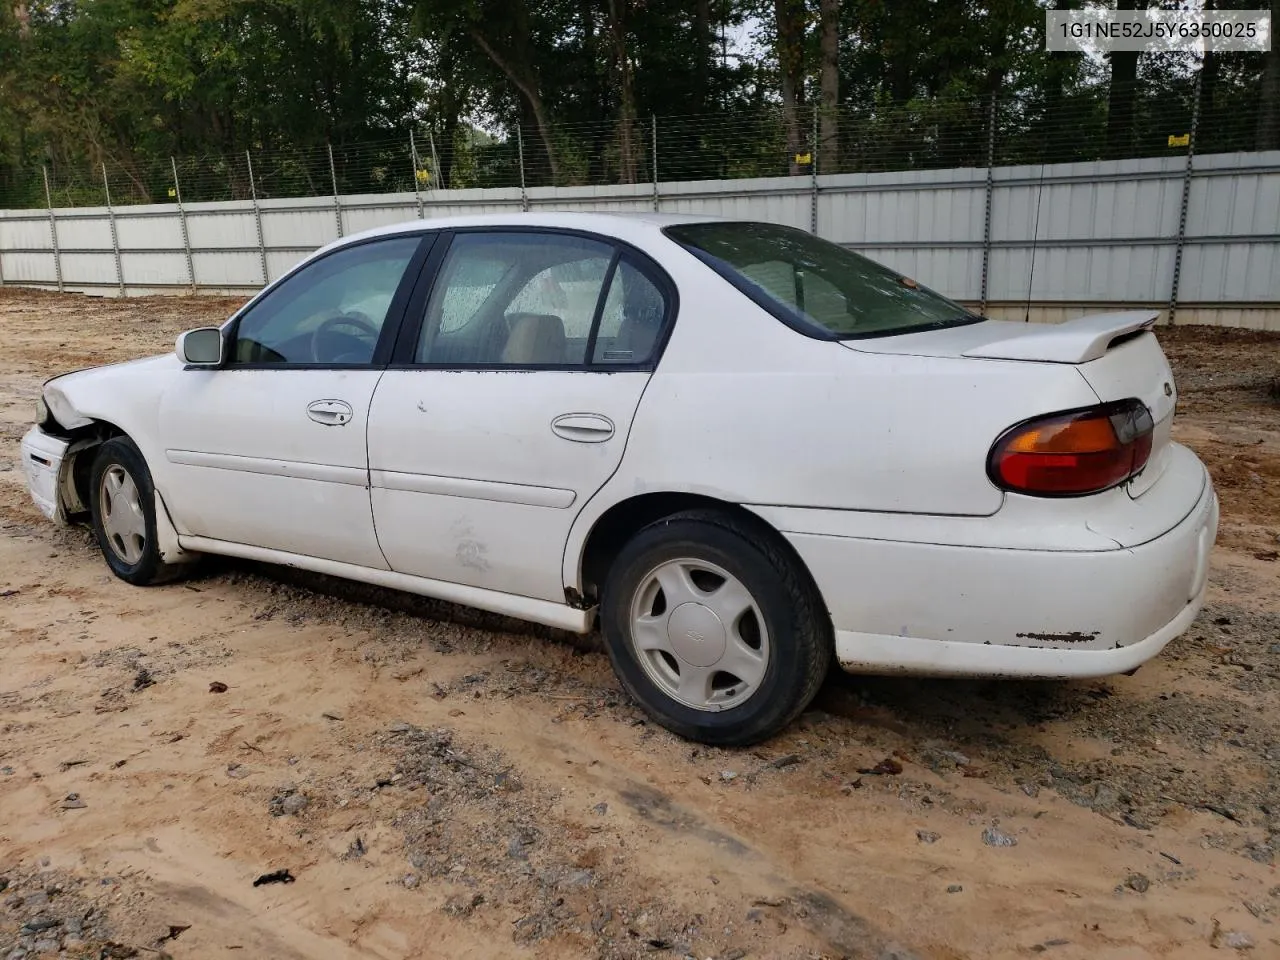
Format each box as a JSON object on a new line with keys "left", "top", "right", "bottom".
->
{"left": 367, "top": 229, "right": 673, "bottom": 602}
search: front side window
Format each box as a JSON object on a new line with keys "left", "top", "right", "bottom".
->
{"left": 232, "top": 236, "right": 421, "bottom": 365}
{"left": 665, "top": 221, "right": 980, "bottom": 339}
{"left": 415, "top": 232, "right": 616, "bottom": 366}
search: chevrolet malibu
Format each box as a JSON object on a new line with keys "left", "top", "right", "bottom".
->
{"left": 20, "top": 213, "right": 1219, "bottom": 745}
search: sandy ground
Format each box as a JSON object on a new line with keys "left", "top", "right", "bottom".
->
{"left": 1, "top": 287, "right": 1279, "bottom": 960}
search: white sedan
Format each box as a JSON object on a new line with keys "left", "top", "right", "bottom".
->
{"left": 21, "top": 213, "right": 1219, "bottom": 745}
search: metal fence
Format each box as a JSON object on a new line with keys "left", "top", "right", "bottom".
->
{"left": 0, "top": 94, "right": 1270, "bottom": 210}
{"left": 0, "top": 97, "right": 1278, "bottom": 331}
{"left": 2, "top": 148, "right": 1277, "bottom": 330}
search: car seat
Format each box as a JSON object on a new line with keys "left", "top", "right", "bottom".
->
{"left": 500, "top": 313, "right": 567, "bottom": 365}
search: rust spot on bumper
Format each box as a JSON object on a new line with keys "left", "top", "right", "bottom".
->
{"left": 1015, "top": 630, "right": 1102, "bottom": 644}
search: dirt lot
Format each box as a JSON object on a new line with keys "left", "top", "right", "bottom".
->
{"left": 1, "top": 287, "right": 1279, "bottom": 960}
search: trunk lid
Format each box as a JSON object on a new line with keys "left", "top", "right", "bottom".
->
{"left": 959, "top": 310, "right": 1158, "bottom": 364}
{"left": 843, "top": 310, "right": 1177, "bottom": 498}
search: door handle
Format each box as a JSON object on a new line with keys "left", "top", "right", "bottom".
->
{"left": 307, "top": 399, "right": 354, "bottom": 426}
{"left": 551, "top": 413, "right": 615, "bottom": 443}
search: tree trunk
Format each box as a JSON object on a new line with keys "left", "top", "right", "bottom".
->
{"left": 468, "top": 29, "right": 560, "bottom": 184}
{"left": 1192, "top": 0, "right": 1217, "bottom": 150}
{"left": 13, "top": 1, "right": 30, "bottom": 37}
{"left": 580, "top": 0, "right": 606, "bottom": 183}
{"left": 694, "top": 0, "right": 711, "bottom": 112}
{"left": 607, "top": 0, "right": 638, "bottom": 184}
{"left": 1257, "top": 0, "right": 1280, "bottom": 149}
{"left": 437, "top": 115, "right": 458, "bottom": 188}
{"left": 1043, "top": 1, "right": 1072, "bottom": 109}
{"left": 1105, "top": 0, "right": 1141, "bottom": 159}
{"left": 434, "top": 40, "right": 469, "bottom": 189}
{"left": 775, "top": 0, "right": 806, "bottom": 175}
{"left": 818, "top": 0, "right": 839, "bottom": 173}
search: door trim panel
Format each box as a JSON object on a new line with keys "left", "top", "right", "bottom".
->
{"left": 370, "top": 468, "right": 576, "bottom": 508}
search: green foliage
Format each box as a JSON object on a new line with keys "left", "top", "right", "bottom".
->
{"left": 0, "top": 0, "right": 1273, "bottom": 207}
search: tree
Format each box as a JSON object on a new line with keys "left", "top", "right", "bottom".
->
{"left": 1197, "top": 0, "right": 1219, "bottom": 147}
{"left": 1258, "top": 0, "right": 1280, "bottom": 149}
{"left": 775, "top": 0, "right": 807, "bottom": 174}
{"left": 1105, "top": 0, "right": 1143, "bottom": 158}
{"left": 0, "top": 0, "right": 1272, "bottom": 210}
{"left": 607, "top": 0, "right": 639, "bottom": 183}
{"left": 817, "top": 0, "right": 839, "bottom": 171}
{"left": 452, "top": 0, "right": 561, "bottom": 183}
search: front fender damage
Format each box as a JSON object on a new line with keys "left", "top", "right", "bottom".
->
{"left": 44, "top": 380, "right": 95, "bottom": 430}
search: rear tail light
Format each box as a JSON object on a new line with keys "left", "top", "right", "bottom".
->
{"left": 988, "top": 399, "right": 1154, "bottom": 497}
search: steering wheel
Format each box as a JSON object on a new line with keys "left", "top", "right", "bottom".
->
{"left": 311, "top": 311, "right": 379, "bottom": 363}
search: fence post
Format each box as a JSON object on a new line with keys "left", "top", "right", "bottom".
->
{"left": 651, "top": 114, "right": 659, "bottom": 212}
{"left": 979, "top": 93, "right": 997, "bottom": 315}
{"left": 102, "top": 162, "right": 125, "bottom": 296}
{"left": 327, "top": 142, "right": 344, "bottom": 237}
{"left": 517, "top": 125, "right": 529, "bottom": 212}
{"left": 428, "top": 131, "right": 441, "bottom": 190}
{"left": 246, "top": 150, "right": 269, "bottom": 286}
{"left": 171, "top": 157, "right": 196, "bottom": 293}
{"left": 409, "top": 130, "right": 425, "bottom": 219}
{"left": 1168, "top": 72, "right": 1202, "bottom": 326}
{"left": 810, "top": 107, "right": 819, "bottom": 234}
{"left": 42, "top": 165, "right": 63, "bottom": 293}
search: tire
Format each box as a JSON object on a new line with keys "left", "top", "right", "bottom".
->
{"left": 88, "top": 437, "right": 183, "bottom": 586}
{"left": 600, "top": 509, "right": 832, "bottom": 747}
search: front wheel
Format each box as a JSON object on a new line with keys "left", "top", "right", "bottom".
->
{"left": 89, "top": 437, "right": 184, "bottom": 586}
{"left": 600, "top": 509, "right": 832, "bottom": 747}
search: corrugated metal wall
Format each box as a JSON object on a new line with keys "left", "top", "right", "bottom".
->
{"left": 1, "top": 150, "right": 1277, "bottom": 329}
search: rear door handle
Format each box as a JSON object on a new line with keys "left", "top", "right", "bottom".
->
{"left": 551, "top": 413, "right": 614, "bottom": 443}
{"left": 307, "top": 399, "right": 353, "bottom": 426}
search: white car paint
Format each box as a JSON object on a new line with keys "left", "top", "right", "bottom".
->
{"left": 367, "top": 369, "right": 651, "bottom": 602}
{"left": 21, "top": 211, "right": 1218, "bottom": 684}
{"left": 159, "top": 367, "right": 390, "bottom": 568}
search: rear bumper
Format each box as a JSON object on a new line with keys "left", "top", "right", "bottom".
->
{"left": 779, "top": 469, "right": 1219, "bottom": 679}
{"left": 831, "top": 581, "right": 1208, "bottom": 679}
{"left": 20, "top": 426, "right": 72, "bottom": 523}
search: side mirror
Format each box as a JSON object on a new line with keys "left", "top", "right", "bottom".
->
{"left": 176, "top": 327, "right": 224, "bottom": 366}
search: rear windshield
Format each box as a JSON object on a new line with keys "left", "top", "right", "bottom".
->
{"left": 665, "top": 221, "right": 982, "bottom": 339}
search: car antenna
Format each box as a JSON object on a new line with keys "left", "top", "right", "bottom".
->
{"left": 1024, "top": 160, "right": 1046, "bottom": 323}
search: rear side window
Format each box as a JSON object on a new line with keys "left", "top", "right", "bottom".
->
{"left": 410, "top": 231, "right": 673, "bottom": 369}
{"left": 665, "top": 221, "right": 980, "bottom": 340}
{"left": 508, "top": 258, "right": 613, "bottom": 340}
{"left": 592, "top": 260, "right": 666, "bottom": 364}
{"left": 415, "top": 232, "right": 614, "bottom": 366}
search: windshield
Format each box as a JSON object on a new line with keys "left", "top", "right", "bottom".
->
{"left": 665, "top": 221, "right": 982, "bottom": 339}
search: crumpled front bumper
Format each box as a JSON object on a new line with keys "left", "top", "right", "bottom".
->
{"left": 20, "top": 425, "right": 72, "bottom": 523}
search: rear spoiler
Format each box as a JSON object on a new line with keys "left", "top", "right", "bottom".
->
{"left": 962, "top": 311, "right": 1160, "bottom": 364}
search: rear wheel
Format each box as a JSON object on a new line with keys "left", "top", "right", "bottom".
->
{"left": 600, "top": 509, "right": 831, "bottom": 746}
{"left": 89, "top": 437, "right": 183, "bottom": 586}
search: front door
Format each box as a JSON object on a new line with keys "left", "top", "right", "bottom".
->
{"left": 159, "top": 233, "right": 429, "bottom": 567}
{"left": 367, "top": 229, "right": 673, "bottom": 602}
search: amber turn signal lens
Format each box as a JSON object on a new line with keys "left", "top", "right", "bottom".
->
{"left": 988, "top": 399, "right": 1155, "bottom": 497}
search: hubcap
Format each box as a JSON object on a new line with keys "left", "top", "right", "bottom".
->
{"left": 99, "top": 465, "right": 146, "bottom": 565}
{"left": 629, "top": 558, "right": 770, "bottom": 712}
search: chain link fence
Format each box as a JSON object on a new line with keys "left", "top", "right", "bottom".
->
{"left": 0, "top": 91, "right": 1268, "bottom": 211}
